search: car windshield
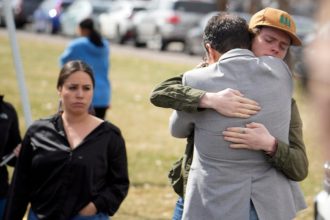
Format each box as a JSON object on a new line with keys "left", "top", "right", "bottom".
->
{"left": 174, "top": 1, "right": 217, "bottom": 14}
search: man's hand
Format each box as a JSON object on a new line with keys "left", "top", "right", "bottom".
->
{"left": 79, "top": 202, "right": 97, "bottom": 216}
{"left": 222, "top": 122, "right": 277, "bottom": 155}
{"left": 199, "top": 88, "right": 261, "bottom": 118}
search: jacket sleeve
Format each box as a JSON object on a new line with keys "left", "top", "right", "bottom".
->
{"left": 92, "top": 129, "right": 129, "bottom": 216}
{"left": 4, "top": 103, "right": 22, "bottom": 167}
{"left": 149, "top": 74, "right": 205, "bottom": 112}
{"left": 169, "top": 110, "right": 194, "bottom": 138}
{"left": 4, "top": 131, "right": 33, "bottom": 220}
{"left": 266, "top": 99, "right": 309, "bottom": 181}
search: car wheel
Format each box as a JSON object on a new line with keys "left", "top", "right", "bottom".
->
{"left": 132, "top": 29, "right": 146, "bottom": 48}
{"left": 44, "top": 22, "right": 53, "bottom": 34}
{"left": 183, "top": 41, "right": 194, "bottom": 55}
{"left": 114, "top": 25, "right": 125, "bottom": 44}
{"left": 148, "top": 29, "right": 167, "bottom": 51}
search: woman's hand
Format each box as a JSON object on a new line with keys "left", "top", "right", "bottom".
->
{"left": 222, "top": 122, "right": 277, "bottom": 155}
{"left": 13, "top": 144, "right": 21, "bottom": 157}
{"left": 79, "top": 202, "right": 97, "bottom": 216}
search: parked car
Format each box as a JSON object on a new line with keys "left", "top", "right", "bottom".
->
{"left": 60, "top": 0, "right": 112, "bottom": 36}
{"left": 0, "top": 0, "right": 43, "bottom": 28}
{"left": 290, "top": 15, "right": 316, "bottom": 79}
{"left": 32, "top": 0, "right": 74, "bottom": 34}
{"left": 184, "top": 11, "right": 251, "bottom": 56}
{"left": 99, "top": 0, "right": 146, "bottom": 44}
{"left": 132, "top": 0, "right": 217, "bottom": 51}
{"left": 314, "top": 161, "right": 330, "bottom": 220}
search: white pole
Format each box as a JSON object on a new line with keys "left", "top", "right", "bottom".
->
{"left": 3, "top": 0, "right": 33, "bottom": 127}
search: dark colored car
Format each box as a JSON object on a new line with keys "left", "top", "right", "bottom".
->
{"left": 0, "top": 0, "right": 43, "bottom": 28}
{"left": 184, "top": 11, "right": 251, "bottom": 56}
{"left": 32, "top": 0, "right": 74, "bottom": 34}
{"left": 290, "top": 15, "right": 316, "bottom": 80}
{"left": 0, "top": 0, "right": 40, "bottom": 27}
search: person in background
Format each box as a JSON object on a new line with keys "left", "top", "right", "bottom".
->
{"left": 150, "top": 7, "right": 308, "bottom": 220}
{"left": 306, "top": 1, "right": 330, "bottom": 162}
{"left": 306, "top": 3, "right": 330, "bottom": 219}
{"left": 4, "top": 60, "right": 129, "bottom": 220}
{"left": 60, "top": 18, "right": 111, "bottom": 119}
{"left": 0, "top": 95, "right": 21, "bottom": 220}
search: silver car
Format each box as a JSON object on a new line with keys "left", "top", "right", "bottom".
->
{"left": 132, "top": 0, "right": 217, "bottom": 51}
{"left": 184, "top": 11, "right": 251, "bottom": 56}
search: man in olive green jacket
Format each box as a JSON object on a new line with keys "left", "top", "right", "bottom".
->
{"left": 150, "top": 8, "right": 308, "bottom": 220}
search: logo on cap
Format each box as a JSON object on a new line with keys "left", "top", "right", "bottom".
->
{"left": 280, "top": 15, "right": 291, "bottom": 28}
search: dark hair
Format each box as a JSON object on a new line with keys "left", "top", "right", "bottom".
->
{"left": 203, "top": 13, "right": 251, "bottom": 54}
{"left": 79, "top": 18, "right": 104, "bottom": 47}
{"left": 57, "top": 60, "right": 95, "bottom": 89}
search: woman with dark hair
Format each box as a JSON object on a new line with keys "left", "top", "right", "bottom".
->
{"left": 60, "top": 18, "right": 111, "bottom": 119}
{"left": 4, "top": 60, "right": 129, "bottom": 220}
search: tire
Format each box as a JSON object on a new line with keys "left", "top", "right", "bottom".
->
{"left": 132, "top": 28, "right": 146, "bottom": 48}
{"left": 114, "top": 25, "right": 125, "bottom": 44}
{"left": 147, "top": 29, "right": 167, "bottom": 51}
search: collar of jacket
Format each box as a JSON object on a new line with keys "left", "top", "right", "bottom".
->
{"left": 219, "top": 49, "right": 255, "bottom": 62}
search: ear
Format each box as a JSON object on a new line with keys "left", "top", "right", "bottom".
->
{"left": 205, "top": 44, "right": 221, "bottom": 64}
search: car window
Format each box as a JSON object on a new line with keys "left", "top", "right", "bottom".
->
{"left": 173, "top": 1, "right": 217, "bottom": 13}
{"left": 93, "top": 5, "right": 110, "bottom": 14}
{"left": 133, "top": 7, "right": 145, "bottom": 12}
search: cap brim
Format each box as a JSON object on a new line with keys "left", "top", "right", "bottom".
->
{"left": 257, "top": 24, "right": 302, "bottom": 46}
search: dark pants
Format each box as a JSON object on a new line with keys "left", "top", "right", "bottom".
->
{"left": 28, "top": 210, "right": 109, "bottom": 220}
{"left": 0, "top": 198, "right": 5, "bottom": 220}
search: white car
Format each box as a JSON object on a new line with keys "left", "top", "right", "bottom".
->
{"left": 132, "top": 0, "right": 217, "bottom": 51}
{"left": 99, "top": 0, "right": 146, "bottom": 44}
{"left": 60, "top": 0, "right": 112, "bottom": 36}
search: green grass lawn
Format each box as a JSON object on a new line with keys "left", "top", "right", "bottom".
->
{"left": 0, "top": 32, "right": 325, "bottom": 220}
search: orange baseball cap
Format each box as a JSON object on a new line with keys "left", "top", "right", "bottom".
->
{"left": 249, "top": 7, "right": 302, "bottom": 46}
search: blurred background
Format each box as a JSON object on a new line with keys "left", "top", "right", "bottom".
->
{"left": 0, "top": 0, "right": 325, "bottom": 219}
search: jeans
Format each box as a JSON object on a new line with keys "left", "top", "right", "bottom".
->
{"left": 28, "top": 210, "right": 109, "bottom": 220}
{"left": 249, "top": 201, "right": 259, "bottom": 220}
{"left": 172, "top": 197, "right": 184, "bottom": 220}
{"left": 172, "top": 197, "right": 259, "bottom": 220}
{"left": 0, "top": 198, "right": 6, "bottom": 220}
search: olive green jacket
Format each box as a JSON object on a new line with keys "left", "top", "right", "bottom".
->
{"left": 150, "top": 74, "right": 308, "bottom": 197}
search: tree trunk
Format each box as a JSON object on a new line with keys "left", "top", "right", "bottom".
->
{"left": 277, "top": 0, "right": 290, "bottom": 11}
{"left": 215, "top": 0, "right": 228, "bottom": 11}
{"left": 248, "top": 0, "right": 262, "bottom": 14}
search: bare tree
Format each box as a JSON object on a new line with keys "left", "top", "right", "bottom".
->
{"left": 215, "top": 0, "right": 228, "bottom": 11}
{"left": 277, "top": 0, "right": 290, "bottom": 11}
{"left": 248, "top": 0, "right": 262, "bottom": 14}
